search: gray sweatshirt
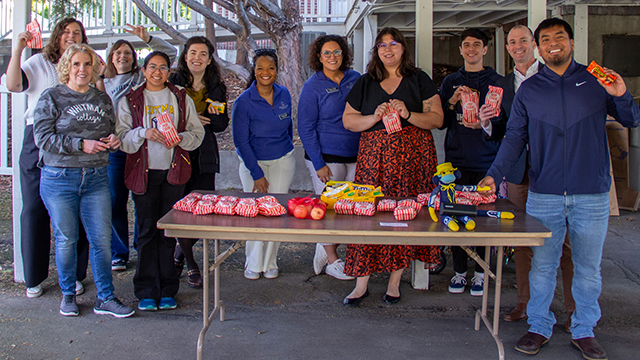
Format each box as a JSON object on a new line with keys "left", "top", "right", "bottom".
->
{"left": 33, "top": 85, "right": 116, "bottom": 168}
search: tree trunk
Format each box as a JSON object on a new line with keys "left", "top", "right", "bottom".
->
{"left": 204, "top": 0, "right": 217, "bottom": 53}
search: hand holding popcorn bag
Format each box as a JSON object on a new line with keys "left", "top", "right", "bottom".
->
{"left": 382, "top": 105, "right": 402, "bottom": 134}
{"left": 26, "top": 19, "right": 43, "bottom": 49}
{"left": 155, "top": 112, "right": 181, "bottom": 148}
{"left": 461, "top": 91, "right": 479, "bottom": 123}
{"left": 485, "top": 86, "right": 503, "bottom": 117}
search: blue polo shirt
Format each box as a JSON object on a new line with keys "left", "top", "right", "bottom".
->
{"left": 298, "top": 69, "right": 361, "bottom": 171}
{"left": 232, "top": 81, "right": 293, "bottom": 180}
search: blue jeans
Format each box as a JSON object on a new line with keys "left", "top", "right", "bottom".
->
{"left": 108, "top": 151, "right": 130, "bottom": 262}
{"left": 40, "top": 166, "right": 115, "bottom": 301}
{"left": 526, "top": 191, "right": 609, "bottom": 339}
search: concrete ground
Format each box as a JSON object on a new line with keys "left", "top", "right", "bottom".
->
{"left": 1, "top": 211, "right": 639, "bottom": 360}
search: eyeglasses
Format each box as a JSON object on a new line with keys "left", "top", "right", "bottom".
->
{"left": 376, "top": 41, "right": 400, "bottom": 50}
{"left": 320, "top": 50, "right": 342, "bottom": 58}
{"left": 147, "top": 65, "right": 170, "bottom": 73}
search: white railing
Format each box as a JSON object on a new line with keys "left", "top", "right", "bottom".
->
{"left": 1, "top": 0, "right": 349, "bottom": 40}
{"left": 0, "top": 75, "right": 12, "bottom": 175}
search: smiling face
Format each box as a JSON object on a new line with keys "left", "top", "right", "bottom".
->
{"left": 254, "top": 55, "right": 278, "bottom": 89}
{"left": 319, "top": 41, "right": 343, "bottom": 73}
{"left": 67, "top": 52, "right": 93, "bottom": 91}
{"left": 59, "top": 22, "right": 83, "bottom": 53}
{"left": 506, "top": 27, "right": 536, "bottom": 66}
{"left": 459, "top": 36, "right": 487, "bottom": 67}
{"left": 112, "top": 43, "right": 135, "bottom": 74}
{"left": 185, "top": 43, "right": 211, "bottom": 76}
{"left": 537, "top": 25, "right": 574, "bottom": 68}
{"left": 376, "top": 34, "right": 404, "bottom": 69}
{"left": 143, "top": 55, "right": 170, "bottom": 91}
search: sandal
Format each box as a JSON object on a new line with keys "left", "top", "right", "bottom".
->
{"left": 187, "top": 269, "right": 203, "bottom": 288}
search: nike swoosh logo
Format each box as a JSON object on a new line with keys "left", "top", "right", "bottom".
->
{"left": 576, "top": 81, "right": 587, "bottom": 87}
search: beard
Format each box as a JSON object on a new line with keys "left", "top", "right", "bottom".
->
{"left": 543, "top": 51, "right": 571, "bottom": 67}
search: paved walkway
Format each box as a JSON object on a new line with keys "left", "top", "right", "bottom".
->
{"left": 1, "top": 212, "right": 639, "bottom": 360}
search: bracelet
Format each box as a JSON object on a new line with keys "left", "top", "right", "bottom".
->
{"left": 405, "top": 111, "right": 412, "bottom": 121}
{"left": 447, "top": 101, "right": 455, "bottom": 110}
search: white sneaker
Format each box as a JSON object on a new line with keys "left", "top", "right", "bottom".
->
{"left": 313, "top": 243, "right": 328, "bottom": 275}
{"left": 75, "top": 281, "right": 84, "bottom": 296}
{"left": 244, "top": 269, "right": 260, "bottom": 280}
{"left": 470, "top": 272, "right": 484, "bottom": 297}
{"left": 324, "top": 259, "right": 355, "bottom": 281}
{"left": 264, "top": 269, "right": 279, "bottom": 279}
{"left": 26, "top": 284, "right": 43, "bottom": 298}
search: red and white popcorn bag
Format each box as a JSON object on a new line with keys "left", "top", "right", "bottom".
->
{"left": 394, "top": 206, "right": 417, "bottom": 221}
{"left": 214, "top": 201, "right": 236, "bottom": 216}
{"left": 218, "top": 196, "right": 238, "bottom": 204}
{"left": 377, "top": 199, "right": 397, "bottom": 212}
{"left": 173, "top": 194, "right": 201, "bottom": 212}
{"left": 485, "top": 86, "right": 504, "bottom": 117}
{"left": 257, "top": 195, "right": 278, "bottom": 204}
{"left": 235, "top": 199, "right": 259, "bottom": 217}
{"left": 155, "top": 112, "right": 181, "bottom": 148}
{"left": 237, "top": 198, "right": 257, "bottom": 206}
{"left": 258, "top": 201, "right": 287, "bottom": 216}
{"left": 431, "top": 191, "right": 497, "bottom": 210}
{"left": 202, "top": 194, "right": 220, "bottom": 202}
{"left": 461, "top": 91, "right": 479, "bottom": 123}
{"left": 417, "top": 193, "right": 430, "bottom": 205}
{"left": 354, "top": 202, "right": 376, "bottom": 216}
{"left": 26, "top": 19, "right": 42, "bottom": 49}
{"left": 398, "top": 198, "right": 422, "bottom": 213}
{"left": 382, "top": 106, "right": 402, "bottom": 134}
{"left": 334, "top": 199, "right": 356, "bottom": 215}
{"left": 193, "top": 199, "right": 216, "bottom": 215}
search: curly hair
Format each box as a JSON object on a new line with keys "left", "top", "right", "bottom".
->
{"left": 175, "top": 36, "right": 227, "bottom": 100}
{"left": 307, "top": 35, "right": 352, "bottom": 72}
{"left": 56, "top": 44, "right": 101, "bottom": 85}
{"left": 366, "top": 27, "right": 418, "bottom": 82}
{"left": 104, "top": 40, "right": 137, "bottom": 79}
{"left": 43, "top": 18, "right": 88, "bottom": 64}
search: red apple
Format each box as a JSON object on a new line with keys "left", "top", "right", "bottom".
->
{"left": 293, "top": 204, "right": 309, "bottom": 219}
{"left": 287, "top": 197, "right": 301, "bottom": 215}
{"left": 310, "top": 205, "right": 326, "bottom": 220}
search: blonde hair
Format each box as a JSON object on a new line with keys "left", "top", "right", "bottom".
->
{"left": 56, "top": 44, "right": 101, "bottom": 85}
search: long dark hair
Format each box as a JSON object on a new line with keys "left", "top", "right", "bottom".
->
{"left": 245, "top": 48, "right": 278, "bottom": 90}
{"left": 307, "top": 35, "right": 352, "bottom": 72}
{"left": 366, "top": 27, "right": 418, "bottom": 82}
{"left": 43, "top": 18, "right": 88, "bottom": 64}
{"left": 104, "top": 40, "right": 137, "bottom": 78}
{"left": 176, "top": 36, "right": 227, "bottom": 100}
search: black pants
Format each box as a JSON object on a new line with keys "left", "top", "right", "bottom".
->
{"left": 132, "top": 170, "right": 183, "bottom": 301}
{"left": 20, "top": 125, "right": 88, "bottom": 287}
{"left": 451, "top": 168, "right": 488, "bottom": 274}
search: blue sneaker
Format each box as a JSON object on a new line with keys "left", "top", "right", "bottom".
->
{"left": 158, "top": 297, "right": 177, "bottom": 310}
{"left": 470, "top": 272, "right": 485, "bottom": 297}
{"left": 138, "top": 299, "right": 158, "bottom": 311}
{"left": 448, "top": 272, "right": 467, "bottom": 294}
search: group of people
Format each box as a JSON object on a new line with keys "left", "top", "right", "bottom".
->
{"left": 7, "top": 16, "right": 638, "bottom": 360}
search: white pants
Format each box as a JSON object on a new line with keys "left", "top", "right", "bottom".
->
{"left": 239, "top": 150, "right": 295, "bottom": 272}
{"left": 305, "top": 159, "right": 357, "bottom": 246}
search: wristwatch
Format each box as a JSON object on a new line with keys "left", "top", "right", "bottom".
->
{"left": 447, "top": 101, "right": 455, "bottom": 110}
{"left": 78, "top": 140, "right": 84, "bottom": 151}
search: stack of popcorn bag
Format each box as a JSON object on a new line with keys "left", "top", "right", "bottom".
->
{"left": 172, "top": 193, "right": 286, "bottom": 217}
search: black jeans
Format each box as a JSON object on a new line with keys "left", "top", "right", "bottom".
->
{"left": 132, "top": 170, "right": 183, "bottom": 301}
{"left": 451, "top": 168, "right": 488, "bottom": 274}
{"left": 20, "top": 125, "right": 88, "bottom": 287}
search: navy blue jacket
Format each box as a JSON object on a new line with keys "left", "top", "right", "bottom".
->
{"left": 440, "top": 66, "right": 503, "bottom": 172}
{"left": 495, "top": 62, "right": 545, "bottom": 184}
{"left": 298, "top": 69, "right": 361, "bottom": 171}
{"left": 232, "top": 82, "right": 293, "bottom": 180}
{"left": 487, "top": 60, "right": 640, "bottom": 195}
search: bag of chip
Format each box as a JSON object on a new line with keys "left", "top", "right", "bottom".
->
{"left": 354, "top": 202, "right": 376, "bottom": 216}
{"left": 377, "top": 199, "right": 397, "bottom": 212}
{"left": 461, "top": 91, "right": 479, "bottom": 123}
{"left": 155, "top": 112, "right": 181, "bottom": 148}
{"left": 382, "top": 106, "right": 402, "bottom": 134}
{"left": 586, "top": 60, "right": 616, "bottom": 85}
{"left": 485, "top": 86, "right": 503, "bottom": 117}
{"left": 394, "top": 206, "right": 417, "bottom": 221}
{"left": 334, "top": 199, "right": 356, "bottom": 215}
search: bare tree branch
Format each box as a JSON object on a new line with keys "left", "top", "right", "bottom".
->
{"left": 211, "top": 0, "right": 269, "bottom": 33}
{"left": 251, "top": 0, "right": 286, "bottom": 19}
{"left": 180, "top": 0, "right": 244, "bottom": 34}
{"left": 233, "top": 0, "right": 258, "bottom": 58}
{"left": 131, "top": 0, "right": 188, "bottom": 44}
